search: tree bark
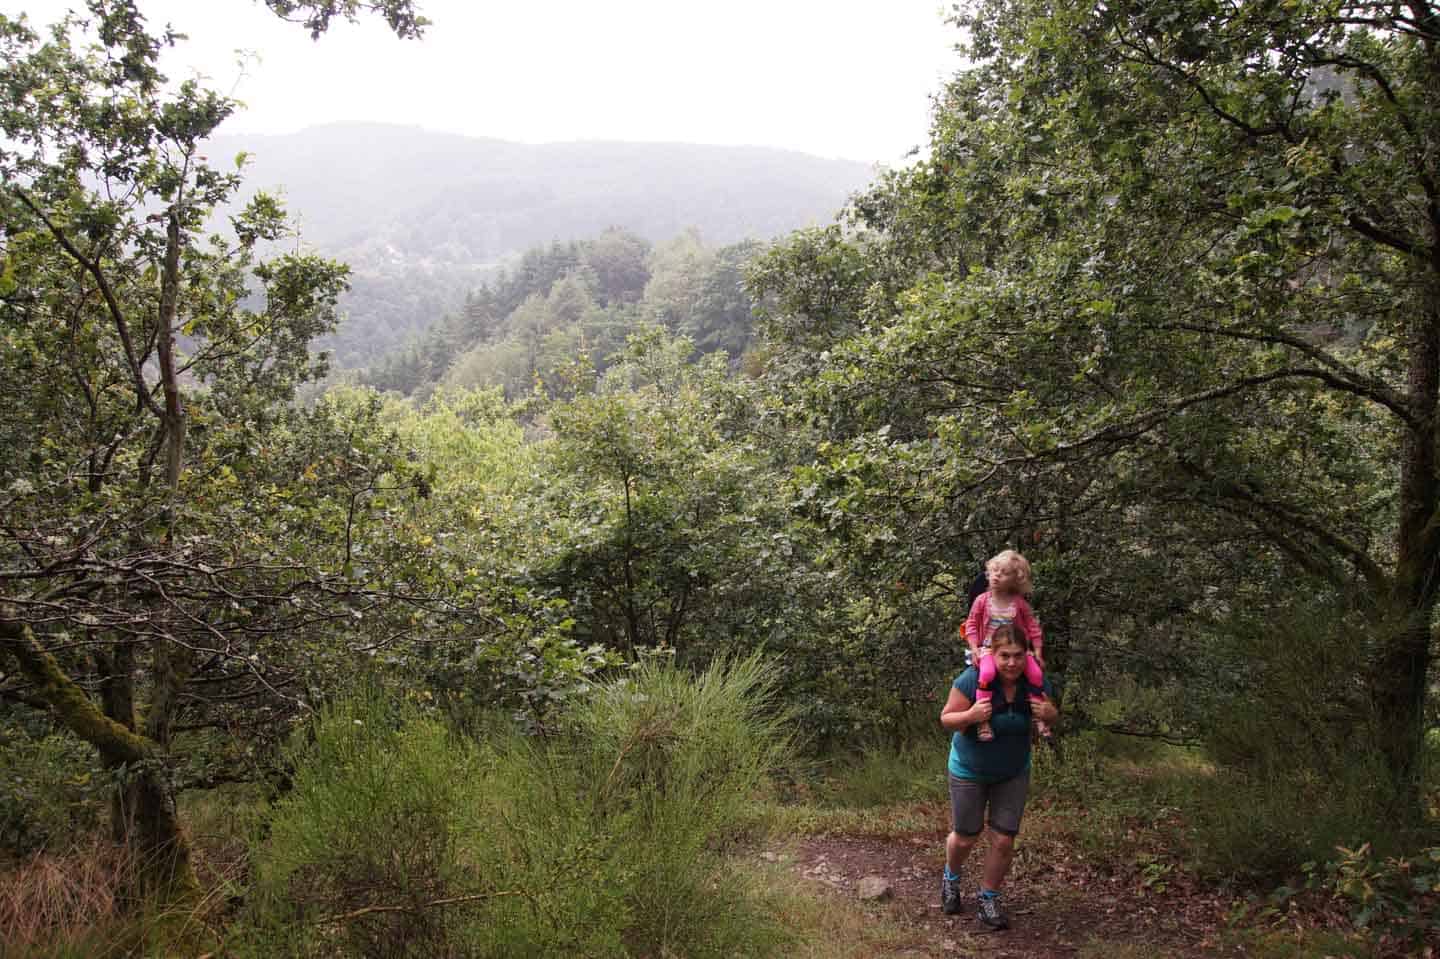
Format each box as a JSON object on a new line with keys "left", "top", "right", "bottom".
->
{"left": 1377, "top": 276, "right": 1440, "bottom": 792}
{"left": 2, "top": 620, "right": 198, "bottom": 900}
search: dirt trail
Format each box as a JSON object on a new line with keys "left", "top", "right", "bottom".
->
{"left": 786, "top": 831, "right": 1237, "bottom": 958}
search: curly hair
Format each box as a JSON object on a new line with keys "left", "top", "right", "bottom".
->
{"left": 985, "top": 549, "right": 1033, "bottom": 595}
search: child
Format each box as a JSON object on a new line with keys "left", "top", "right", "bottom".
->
{"left": 961, "top": 549, "right": 1050, "bottom": 741}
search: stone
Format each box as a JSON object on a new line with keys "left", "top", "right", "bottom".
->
{"left": 856, "top": 875, "right": 893, "bottom": 901}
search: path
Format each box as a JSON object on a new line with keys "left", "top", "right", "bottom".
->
{"left": 784, "top": 829, "right": 1240, "bottom": 958}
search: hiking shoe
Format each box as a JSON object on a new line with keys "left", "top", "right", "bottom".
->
{"left": 976, "top": 894, "right": 1009, "bottom": 930}
{"left": 940, "top": 872, "right": 964, "bottom": 915}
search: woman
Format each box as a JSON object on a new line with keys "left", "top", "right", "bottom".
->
{"left": 939, "top": 623, "right": 1058, "bottom": 929}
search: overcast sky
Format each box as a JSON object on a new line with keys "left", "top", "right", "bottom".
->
{"left": 12, "top": 1, "right": 963, "bottom": 166}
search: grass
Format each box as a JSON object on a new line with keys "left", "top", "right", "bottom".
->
{"left": 734, "top": 854, "right": 945, "bottom": 959}
{"left": 0, "top": 840, "right": 227, "bottom": 958}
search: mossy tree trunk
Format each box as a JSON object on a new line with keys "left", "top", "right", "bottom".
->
{"left": 1, "top": 621, "right": 198, "bottom": 900}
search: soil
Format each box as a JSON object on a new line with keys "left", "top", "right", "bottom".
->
{"left": 781, "top": 824, "right": 1244, "bottom": 958}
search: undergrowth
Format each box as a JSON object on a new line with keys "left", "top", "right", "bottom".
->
{"left": 233, "top": 655, "right": 796, "bottom": 957}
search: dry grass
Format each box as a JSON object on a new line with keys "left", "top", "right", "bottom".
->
{"left": 0, "top": 833, "right": 239, "bottom": 958}
{"left": 0, "top": 841, "right": 130, "bottom": 955}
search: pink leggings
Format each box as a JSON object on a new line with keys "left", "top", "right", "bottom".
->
{"left": 976, "top": 652, "right": 1046, "bottom": 704}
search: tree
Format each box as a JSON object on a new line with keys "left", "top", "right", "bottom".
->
{"left": 682, "top": 239, "right": 763, "bottom": 360}
{"left": 0, "top": 0, "right": 423, "bottom": 897}
{"left": 755, "top": 0, "right": 1439, "bottom": 789}
{"left": 534, "top": 329, "right": 803, "bottom": 662}
{"left": 261, "top": 0, "right": 428, "bottom": 39}
{"left": 580, "top": 227, "right": 651, "bottom": 307}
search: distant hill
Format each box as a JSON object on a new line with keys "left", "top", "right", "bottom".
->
{"left": 205, "top": 125, "right": 876, "bottom": 367}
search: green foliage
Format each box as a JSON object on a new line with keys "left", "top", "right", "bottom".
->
{"left": 0, "top": 0, "right": 453, "bottom": 893}
{"left": 242, "top": 658, "right": 793, "bottom": 957}
{"left": 810, "top": 742, "right": 937, "bottom": 809}
{"left": 366, "top": 229, "right": 769, "bottom": 399}
{"left": 261, "top": 0, "right": 428, "bottom": 39}
{"left": 1306, "top": 843, "right": 1440, "bottom": 948}
{"left": 751, "top": 0, "right": 1440, "bottom": 790}
{"left": 243, "top": 686, "right": 477, "bottom": 957}
{"left": 462, "top": 655, "right": 794, "bottom": 957}
{"left": 0, "top": 716, "right": 102, "bottom": 857}
{"left": 1175, "top": 600, "right": 1434, "bottom": 883}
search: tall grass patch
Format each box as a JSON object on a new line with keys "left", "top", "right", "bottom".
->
{"left": 240, "top": 657, "right": 795, "bottom": 957}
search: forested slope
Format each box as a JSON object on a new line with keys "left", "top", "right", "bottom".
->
{"left": 206, "top": 125, "right": 874, "bottom": 367}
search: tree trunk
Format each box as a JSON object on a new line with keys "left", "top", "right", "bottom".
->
{"left": 1, "top": 620, "right": 199, "bottom": 901}
{"left": 1376, "top": 278, "right": 1440, "bottom": 794}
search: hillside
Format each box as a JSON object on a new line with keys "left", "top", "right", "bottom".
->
{"left": 205, "top": 125, "right": 877, "bottom": 366}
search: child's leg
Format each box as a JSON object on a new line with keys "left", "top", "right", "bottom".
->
{"left": 976, "top": 652, "right": 996, "bottom": 702}
{"left": 1023, "top": 654, "right": 1044, "bottom": 697}
{"left": 975, "top": 652, "right": 995, "bottom": 740}
{"left": 1025, "top": 653, "right": 1053, "bottom": 738}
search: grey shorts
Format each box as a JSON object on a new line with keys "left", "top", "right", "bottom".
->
{"left": 948, "top": 770, "right": 1030, "bottom": 837}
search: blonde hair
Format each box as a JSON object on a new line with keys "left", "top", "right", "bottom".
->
{"left": 986, "top": 549, "right": 1033, "bottom": 595}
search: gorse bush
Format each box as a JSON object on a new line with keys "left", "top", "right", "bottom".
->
{"left": 240, "top": 657, "right": 794, "bottom": 957}
{"left": 571, "top": 654, "right": 795, "bottom": 951}
{"left": 242, "top": 686, "right": 480, "bottom": 957}
{"left": 460, "top": 654, "right": 794, "bottom": 957}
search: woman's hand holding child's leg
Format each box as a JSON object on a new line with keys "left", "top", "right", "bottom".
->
{"left": 976, "top": 651, "right": 996, "bottom": 741}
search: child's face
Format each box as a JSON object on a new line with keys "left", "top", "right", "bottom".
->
{"left": 989, "top": 563, "right": 1021, "bottom": 593}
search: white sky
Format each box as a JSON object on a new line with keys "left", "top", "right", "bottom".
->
{"left": 11, "top": 0, "right": 963, "bottom": 166}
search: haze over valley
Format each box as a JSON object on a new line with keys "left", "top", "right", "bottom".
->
{"left": 209, "top": 124, "right": 877, "bottom": 368}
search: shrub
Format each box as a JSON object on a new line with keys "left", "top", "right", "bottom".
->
{"left": 458, "top": 654, "right": 795, "bottom": 957}
{"left": 239, "top": 658, "right": 795, "bottom": 957}
{"left": 242, "top": 687, "right": 481, "bottom": 957}
{"left": 0, "top": 717, "right": 104, "bottom": 857}
{"left": 570, "top": 654, "right": 795, "bottom": 952}
{"left": 1186, "top": 601, "right": 1433, "bottom": 883}
{"left": 1308, "top": 843, "right": 1440, "bottom": 950}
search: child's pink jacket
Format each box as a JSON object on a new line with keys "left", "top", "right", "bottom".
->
{"left": 965, "top": 591, "right": 1044, "bottom": 659}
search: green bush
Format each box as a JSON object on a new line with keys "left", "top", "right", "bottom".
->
{"left": 1308, "top": 842, "right": 1440, "bottom": 949}
{"left": 242, "top": 687, "right": 480, "bottom": 957}
{"left": 240, "top": 658, "right": 794, "bottom": 957}
{"left": 575, "top": 654, "right": 795, "bottom": 952}
{"left": 1186, "top": 602, "right": 1434, "bottom": 883}
{"left": 0, "top": 716, "right": 104, "bottom": 858}
{"left": 460, "top": 654, "right": 795, "bottom": 957}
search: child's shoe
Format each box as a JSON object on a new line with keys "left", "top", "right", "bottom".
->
{"left": 977, "top": 721, "right": 994, "bottom": 742}
{"left": 1033, "top": 718, "right": 1053, "bottom": 739}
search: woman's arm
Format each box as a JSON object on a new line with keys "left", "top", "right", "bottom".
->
{"left": 941, "top": 685, "right": 991, "bottom": 732}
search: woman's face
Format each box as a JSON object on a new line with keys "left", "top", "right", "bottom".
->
{"left": 991, "top": 640, "right": 1027, "bottom": 682}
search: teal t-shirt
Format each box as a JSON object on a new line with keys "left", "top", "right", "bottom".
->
{"left": 946, "top": 667, "right": 1051, "bottom": 783}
